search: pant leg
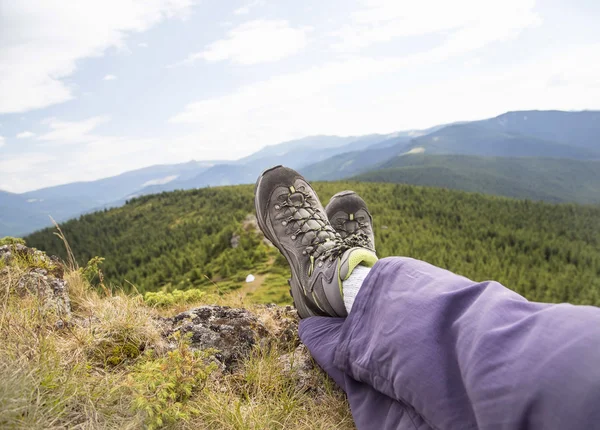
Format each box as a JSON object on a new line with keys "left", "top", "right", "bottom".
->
{"left": 300, "top": 317, "right": 432, "bottom": 430}
{"left": 328, "top": 257, "right": 600, "bottom": 430}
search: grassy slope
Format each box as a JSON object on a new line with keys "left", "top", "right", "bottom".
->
{"left": 355, "top": 154, "right": 600, "bottom": 204}
{"left": 0, "top": 248, "right": 352, "bottom": 429}
{"left": 25, "top": 182, "right": 600, "bottom": 307}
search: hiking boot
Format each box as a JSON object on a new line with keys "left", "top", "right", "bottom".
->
{"left": 254, "top": 166, "right": 378, "bottom": 318}
{"left": 325, "top": 190, "right": 376, "bottom": 252}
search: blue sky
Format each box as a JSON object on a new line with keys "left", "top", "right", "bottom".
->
{"left": 1, "top": 0, "right": 599, "bottom": 192}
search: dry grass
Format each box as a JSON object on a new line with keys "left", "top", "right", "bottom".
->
{"left": 0, "top": 246, "right": 354, "bottom": 429}
{"left": 188, "top": 347, "right": 354, "bottom": 430}
{"left": 0, "top": 265, "right": 144, "bottom": 429}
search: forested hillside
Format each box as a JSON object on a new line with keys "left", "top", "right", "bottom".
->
{"left": 26, "top": 182, "right": 600, "bottom": 306}
{"left": 355, "top": 154, "right": 600, "bottom": 204}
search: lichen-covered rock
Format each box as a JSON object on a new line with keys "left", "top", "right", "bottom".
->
{"left": 256, "top": 304, "right": 300, "bottom": 347}
{"left": 278, "top": 344, "right": 319, "bottom": 392}
{"left": 2, "top": 244, "right": 70, "bottom": 317}
{"left": 0, "top": 244, "right": 64, "bottom": 278}
{"left": 16, "top": 267, "right": 71, "bottom": 317}
{"left": 0, "top": 245, "right": 11, "bottom": 263}
{"left": 160, "top": 303, "right": 308, "bottom": 373}
{"left": 161, "top": 305, "right": 271, "bottom": 370}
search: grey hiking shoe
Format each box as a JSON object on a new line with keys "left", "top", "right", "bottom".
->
{"left": 254, "top": 166, "right": 378, "bottom": 318}
{"left": 325, "top": 190, "right": 376, "bottom": 252}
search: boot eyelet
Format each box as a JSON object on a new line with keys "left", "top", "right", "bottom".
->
{"left": 291, "top": 235, "right": 296, "bottom": 240}
{"left": 302, "top": 250, "right": 306, "bottom": 255}
{"left": 275, "top": 204, "right": 280, "bottom": 210}
{"left": 318, "top": 262, "right": 323, "bottom": 267}
{"left": 282, "top": 221, "right": 287, "bottom": 226}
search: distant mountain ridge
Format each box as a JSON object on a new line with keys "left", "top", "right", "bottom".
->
{"left": 355, "top": 153, "right": 600, "bottom": 205}
{"left": 2, "top": 110, "right": 599, "bottom": 237}
{"left": 302, "top": 110, "right": 600, "bottom": 182}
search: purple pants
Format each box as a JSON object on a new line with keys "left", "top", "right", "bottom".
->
{"left": 299, "top": 257, "right": 600, "bottom": 430}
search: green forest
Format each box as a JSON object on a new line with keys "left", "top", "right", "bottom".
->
{"left": 25, "top": 182, "right": 600, "bottom": 306}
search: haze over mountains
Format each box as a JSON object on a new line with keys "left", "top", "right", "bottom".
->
{"left": 2, "top": 110, "right": 599, "bottom": 237}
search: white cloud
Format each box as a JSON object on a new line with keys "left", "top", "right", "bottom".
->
{"left": 138, "top": 42, "right": 149, "bottom": 48}
{"left": 0, "top": 0, "right": 193, "bottom": 114}
{"left": 170, "top": 0, "right": 541, "bottom": 126}
{"left": 103, "top": 74, "right": 117, "bottom": 81}
{"left": 0, "top": 114, "right": 228, "bottom": 192}
{"left": 169, "top": 40, "right": 600, "bottom": 154}
{"left": 16, "top": 131, "right": 36, "bottom": 139}
{"left": 166, "top": 0, "right": 547, "bottom": 152}
{"left": 0, "top": 153, "right": 58, "bottom": 192}
{"left": 234, "top": 0, "right": 265, "bottom": 15}
{"left": 331, "top": 0, "right": 540, "bottom": 52}
{"left": 175, "top": 20, "right": 309, "bottom": 66}
{"left": 38, "top": 116, "right": 110, "bottom": 143}
{"left": 0, "top": 136, "right": 4, "bottom": 148}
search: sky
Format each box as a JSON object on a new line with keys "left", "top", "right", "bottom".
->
{"left": 1, "top": 0, "right": 600, "bottom": 193}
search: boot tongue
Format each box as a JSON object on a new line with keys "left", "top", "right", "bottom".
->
{"left": 344, "top": 220, "right": 359, "bottom": 234}
{"left": 339, "top": 247, "right": 378, "bottom": 281}
{"left": 288, "top": 192, "right": 305, "bottom": 207}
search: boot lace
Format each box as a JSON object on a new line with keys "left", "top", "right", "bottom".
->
{"left": 278, "top": 188, "right": 349, "bottom": 270}
{"left": 344, "top": 230, "right": 374, "bottom": 251}
{"left": 334, "top": 219, "right": 375, "bottom": 251}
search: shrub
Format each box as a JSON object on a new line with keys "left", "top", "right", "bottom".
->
{"left": 0, "top": 237, "right": 25, "bottom": 246}
{"left": 129, "top": 333, "right": 217, "bottom": 429}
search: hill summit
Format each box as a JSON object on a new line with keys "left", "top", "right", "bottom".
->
{"left": 0, "top": 240, "right": 352, "bottom": 429}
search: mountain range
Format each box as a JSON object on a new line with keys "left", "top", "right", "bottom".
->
{"left": 2, "top": 110, "right": 599, "bottom": 237}
{"left": 355, "top": 154, "right": 600, "bottom": 204}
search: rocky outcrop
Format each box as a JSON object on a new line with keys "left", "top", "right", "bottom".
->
{"left": 279, "top": 344, "right": 320, "bottom": 392}
{"left": 1, "top": 244, "right": 70, "bottom": 317}
{"left": 160, "top": 304, "right": 301, "bottom": 371}
{"left": 161, "top": 306, "right": 270, "bottom": 370}
{"left": 16, "top": 268, "right": 71, "bottom": 316}
{"left": 158, "top": 303, "right": 328, "bottom": 394}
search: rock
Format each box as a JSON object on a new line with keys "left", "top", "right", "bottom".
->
{"left": 0, "top": 244, "right": 64, "bottom": 278}
{"left": 3, "top": 244, "right": 71, "bottom": 317}
{"left": 242, "top": 213, "right": 259, "bottom": 231}
{"left": 159, "top": 304, "right": 304, "bottom": 372}
{"left": 278, "top": 344, "right": 318, "bottom": 392}
{"left": 255, "top": 304, "right": 300, "bottom": 347}
{"left": 242, "top": 213, "right": 274, "bottom": 247}
{"left": 161, "top": 305, "right": 271, "bottom": 370}
{"left": 16, "top": 268, "right": 71, "bottom": 317}
{"left": 0, "top": 245, "right": 14, "bottom": 264}
{"left": 230, "top": 233, "right": 240, "bottom": 249}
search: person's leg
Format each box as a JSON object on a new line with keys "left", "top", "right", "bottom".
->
{"left": 254, "top": 167, "right": 600, "bottom": 429}
{"left": 306, "top": 256, "right": 600, "bottom": 430}
{"left": 301, "top": 317, "right": 432, "bottom": 430}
